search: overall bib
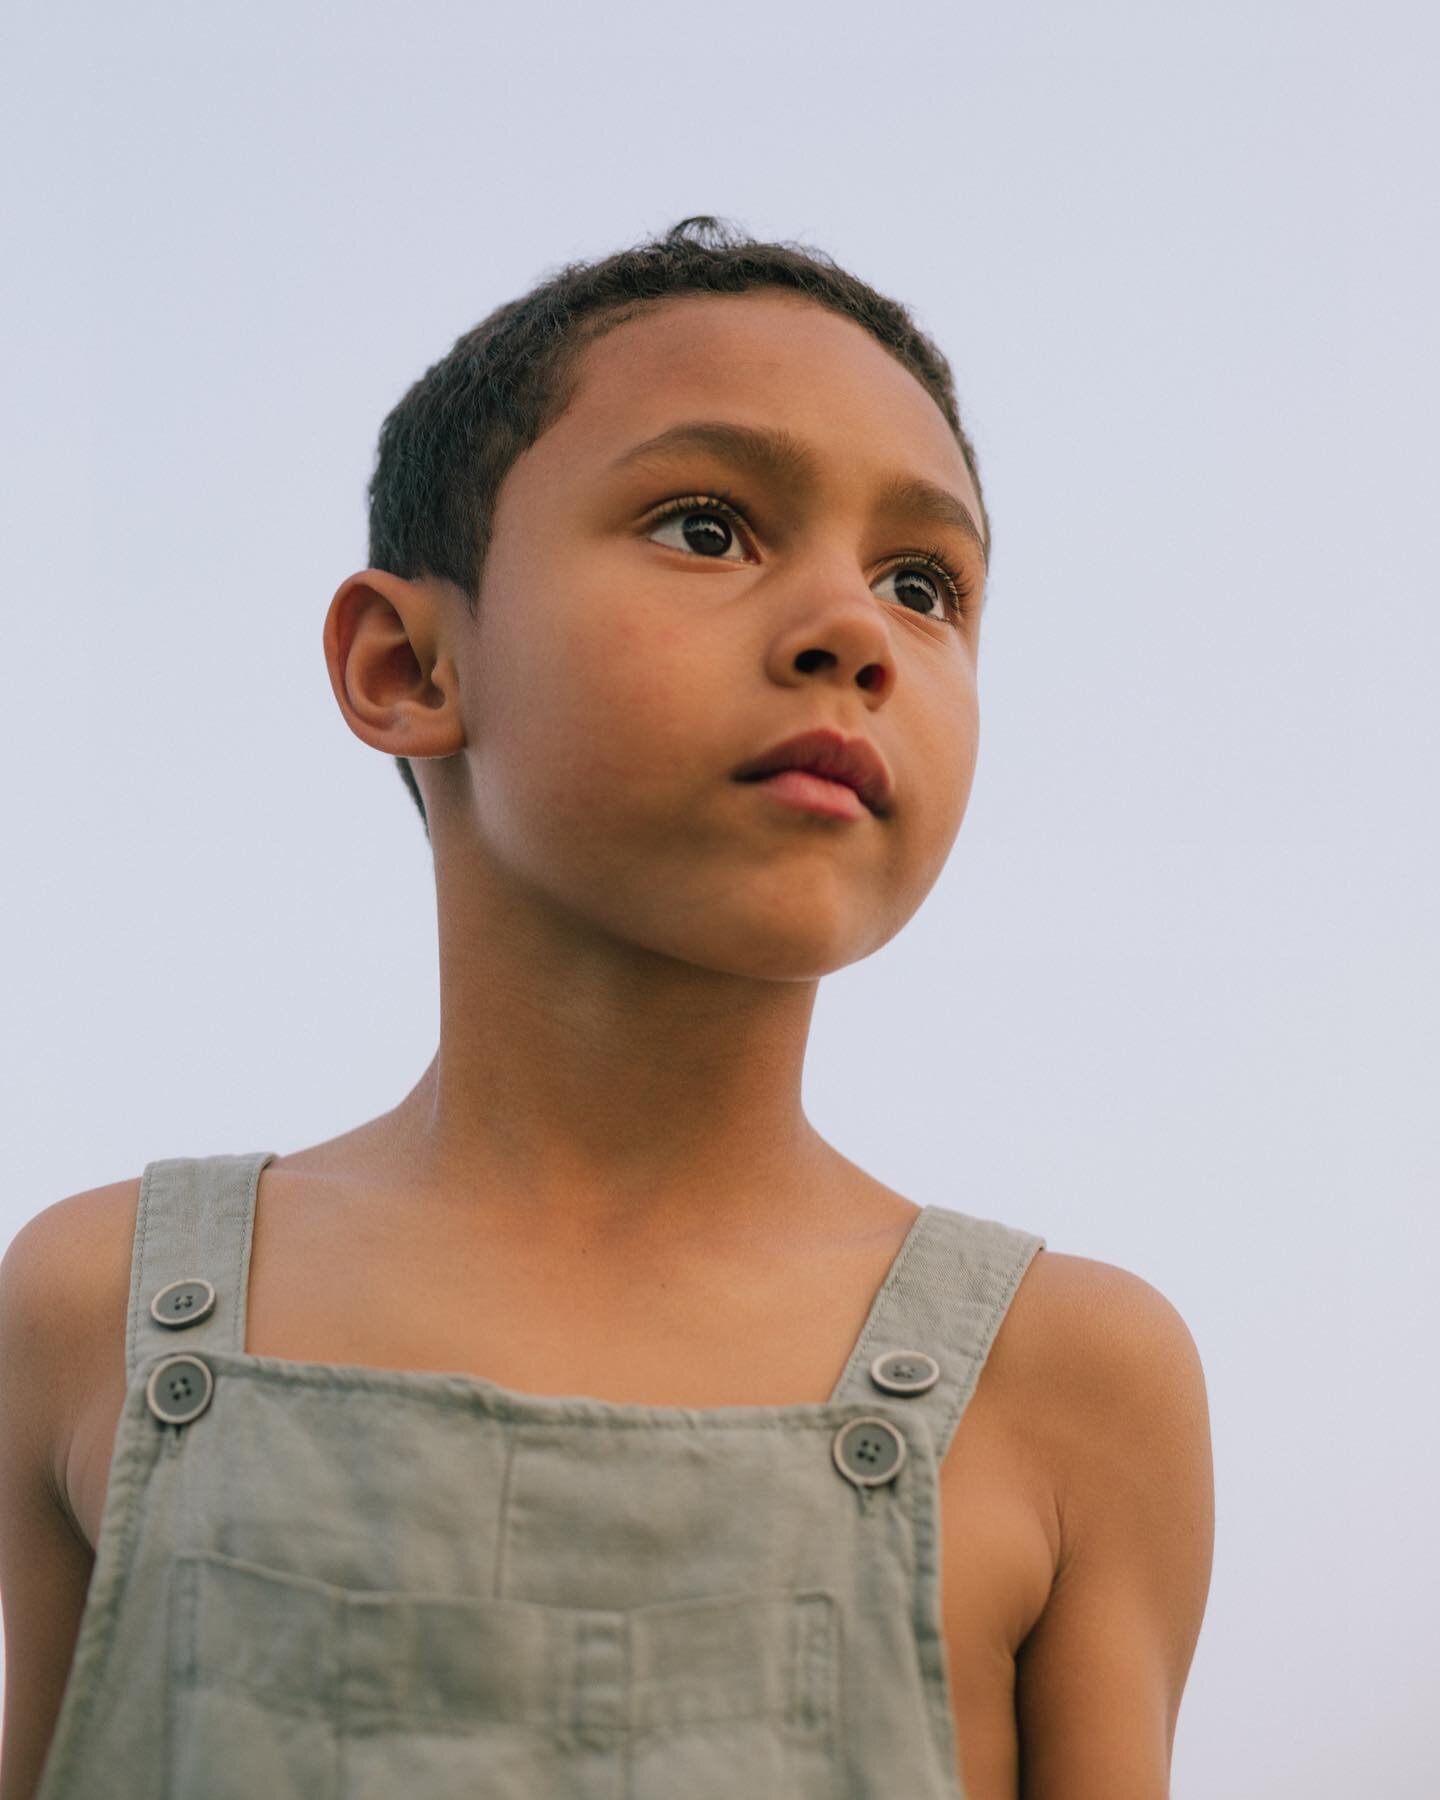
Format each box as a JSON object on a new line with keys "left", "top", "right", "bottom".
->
{"left": 36, "top": 1151, "right": 1045, "bottom": 1799}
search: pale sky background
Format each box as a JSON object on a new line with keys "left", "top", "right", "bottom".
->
{"left": 3, "top": 2, "right": 1437, "bottom": 1794}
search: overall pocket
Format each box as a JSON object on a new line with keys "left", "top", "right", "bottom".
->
{"left": 167, "top": 1551, "right": 840, "bottom": 1800}
{"left": 623, "top": 1585, "right": 840, "bottom": 1800}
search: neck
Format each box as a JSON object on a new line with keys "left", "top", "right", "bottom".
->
{"left": 368, "top": 863, "right": 856, "bottom": 1250}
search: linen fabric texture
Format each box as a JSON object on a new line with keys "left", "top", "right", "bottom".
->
{"left": 35, "top": 1151, "right": 1045, "bottom": 1799}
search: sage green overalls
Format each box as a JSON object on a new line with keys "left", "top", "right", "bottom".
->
{"left": 35, "top": 1151, "right": 1045, "bottom": 1799}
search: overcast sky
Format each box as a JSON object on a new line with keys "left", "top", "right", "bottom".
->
{"left": 3, "top": 2, "right": 1437, "bottom": 1793}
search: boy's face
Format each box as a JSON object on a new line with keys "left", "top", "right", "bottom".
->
{"left": 431, "top": 289, "right": 985, "bottom": 979}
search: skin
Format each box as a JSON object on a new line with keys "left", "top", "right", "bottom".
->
{"left": 0, "top": 290, "right": 1214, "bottom": 1800}
{"left": 321, "top": 289, "right": 988, "bottom": 1244}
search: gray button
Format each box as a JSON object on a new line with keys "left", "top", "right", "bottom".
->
{"left": 832, "top": 1416, "right": 907, "bottom": 1488}
{"left": 146, "top": 1353, "right": 214, "bottom": 1426}
{"left": 150, "top": 1277, "right": 217, "bottom": 1330}
{"left": 869, "top": 1349, "right": 940, "bottom": 1396}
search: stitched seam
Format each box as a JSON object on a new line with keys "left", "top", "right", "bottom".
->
{"left": 233, "top": 1157, "right": 255, "bottom": 1355}
{"left": 972, "top": 1233, "right": 1043, "bottom": 1368}
{"left": 931, "top": 1224, "right": 1045, "bottom": 1463}
{"left": 32, "top": 1392, "right": 158, "bottom": 1796}
{"left": 192, "top": 1356, "right": 885, "bottom": 1430}
{"left": 792, "top": 1593, "right": 834, "bottom": 1730}
{"left": 125, "top": 1160, "right": 157, "bottom": 1382}
{"left": 839, "top": 1207, "right": 933, "bottom": 1385}
{"left": 492, "top": 1425, "right": 517, "bottom": 1597}
{"left": 909, "top": 1433, "right": 960, "bottom": 1779}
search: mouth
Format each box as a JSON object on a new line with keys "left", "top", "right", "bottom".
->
{"left": 735, "top": 769, "right": 871, "bottom": 821}
{"left": 730, "top": 727, "right": 893, "bottom": 818}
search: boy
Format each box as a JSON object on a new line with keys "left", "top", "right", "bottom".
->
{"left": 0, "top": 216, "right": 1213, "bottom": 1799}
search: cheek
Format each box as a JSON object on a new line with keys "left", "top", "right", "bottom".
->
{"left": 945, "top": 689, "right": 980, "bottom": 786}
{"left": 949, "top": 707, "right": 981, "bottom": 815}
{"left": 486, "top": 583, "right": 706, "bottom": 820}
{"left": 904, "top": 689, "right": 979, "bottom": 855}
{"left": 558, "top": 591, "right": 711, "bottom": 768}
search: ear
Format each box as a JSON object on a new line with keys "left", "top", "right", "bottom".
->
{"left": 321, "top": 569, "right": 465, "bottom": 762}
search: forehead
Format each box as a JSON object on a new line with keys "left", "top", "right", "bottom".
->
{"left": 539, "top": 291, "right": 980, "bottom": 521}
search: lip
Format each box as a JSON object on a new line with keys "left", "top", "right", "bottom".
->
{"left": 731, "top": 727, "right": 894, "bottom": 817}
{"left": 743, "top": 768, "right": 870, "bottom": 821}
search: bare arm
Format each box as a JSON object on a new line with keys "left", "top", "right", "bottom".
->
{"left": 1015, "top": 1259, "right": 1216, "bottom": 1797}
{"left": 0, "top": 1199, "right": 107, "bottom": 1800}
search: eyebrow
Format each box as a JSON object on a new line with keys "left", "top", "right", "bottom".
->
{"left": 608, "top": 418, "right": 989, "bottom": 568}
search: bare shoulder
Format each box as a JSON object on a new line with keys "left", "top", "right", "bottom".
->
{"left": 2, "top": 1175, "right": 141, "bottom": 1332}
{"left": 0, "top": 1178, "right": 141, "bottom": 1498}
{"left": 1002, "top": 1248, "right": 1215, "bottom": 1785}
{"left": 4, "top": 1177, "right": 141, "bottom": 1268}
{"left": 0, "top": 1178, "right": 140, "bottom": 1800}
{"left": 1003, "top": 1244, "right": 1207, "bottom": 1373}
{"left": 1000, "top": 1244, "right": 1212, "bottom": 1525}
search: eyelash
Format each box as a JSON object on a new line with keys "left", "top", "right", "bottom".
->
{"left": 643, "top": 489, "right": 977, "bottom": 625}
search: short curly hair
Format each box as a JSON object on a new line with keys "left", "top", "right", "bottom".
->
{"left": 366, "top": 215, "right": 988, "bottom": 837}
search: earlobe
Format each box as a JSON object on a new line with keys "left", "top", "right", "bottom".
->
{"left": 321, "top": 570, "right": 463, "bottom": 761}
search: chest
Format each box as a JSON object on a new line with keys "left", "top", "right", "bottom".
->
{"left": 64, "top": 1206, "right": 1058, "bottom": 1800}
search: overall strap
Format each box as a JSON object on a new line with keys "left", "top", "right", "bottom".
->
{"left": 125, "top": 1151, "right": 278, "bottom": 1384}
{"left": 830, "top": 1205, "right": 1047, "bottom": 1465}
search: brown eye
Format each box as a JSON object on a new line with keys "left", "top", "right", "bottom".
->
{"left": 876, "top": 565, "right": 949, "bottom": 620}
{"left": 877, "top": 552, "right": 975, "bottom": 626}
{"left": 646, "top": 496, "right": 749, "bottom": 562}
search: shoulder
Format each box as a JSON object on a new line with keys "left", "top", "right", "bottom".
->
{"left": 3, "top": 1177, "right": 142, "bottom": 1274}
{"left": 0, "top": 1179, "right": 141, "bottom": 1495}
{"left": 996, "top": 1245, "right": 1210, "bottom": 1431}
{"left": 1004, "top": 1249, "right": 1215, "bottom": 1779}
{"left": 0, "top": 1182, "right": 138, "bottom": 1796}
{"left": 1, "top": 1178, "right": 142, "bottom": 1329}
{"left": 1007, "top": 1246, "right": 1212, "bottom": 1537}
